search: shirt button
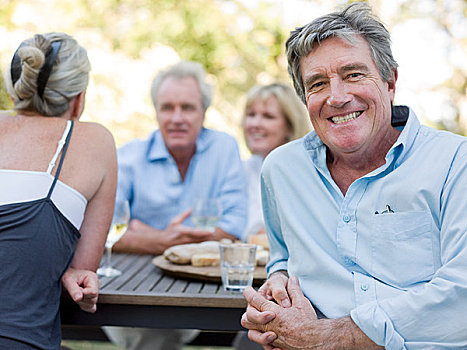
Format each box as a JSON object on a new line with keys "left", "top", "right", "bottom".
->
{"left": 343, "top": 215, "right": 351, "bottom": 223}
{"left": 360, "top": 283, "right": 369, "bottom": 291}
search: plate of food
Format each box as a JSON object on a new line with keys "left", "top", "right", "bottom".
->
{"left": 152, "top": 240, "right": 268, "bottom": 284}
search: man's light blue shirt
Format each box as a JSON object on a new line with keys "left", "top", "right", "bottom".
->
{"left": 261, "top": 107, "right": 467, "bottom": 349}
{"left": 117, "top": 127, "right": 247, "bottom": 239}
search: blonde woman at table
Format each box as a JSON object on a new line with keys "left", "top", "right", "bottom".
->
{"left": 242, "top": 83, "right": 311, "bottom": 240}
{"left": 0, "top": 33, "right": 117, "bottom": 349}
{"left": 233, "top": 82, "right": 311, "bottom": 350}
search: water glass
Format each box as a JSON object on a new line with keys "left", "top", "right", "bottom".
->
{"left": 192, "top": 198, "right": 222, "bottom": 232}
{"left": 219, "top": 243, "right": 257, "bottom": 292}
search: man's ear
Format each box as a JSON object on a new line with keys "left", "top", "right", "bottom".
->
{"left": 387, "top": 68, "right": 398, "bottom": 101}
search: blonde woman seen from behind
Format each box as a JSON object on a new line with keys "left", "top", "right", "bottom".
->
{"left": 0, "top": 33, "right": 117, "bottom": 349}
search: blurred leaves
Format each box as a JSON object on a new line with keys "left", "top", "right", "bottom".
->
{"left": 1, "top": 0, "right": 466, "bottom": 138}
{"left": 74, "top": 0, "right": 289, "bottom": 98}
{"left": 56, "top": 0, "right": 292, "bottom": 142}
{"left": 0, "top": 0, "right": 16, "bottom": 28}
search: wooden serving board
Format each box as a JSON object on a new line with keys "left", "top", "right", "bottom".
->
{"left": 152, "top": 255, "right": 267, "bottom": 285}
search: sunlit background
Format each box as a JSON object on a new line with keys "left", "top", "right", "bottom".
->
{"left": 1, "top": 0, "right": 466, "bottom": 156}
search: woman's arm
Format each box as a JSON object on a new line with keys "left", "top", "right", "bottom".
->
{"left": 61, "top": 123, "right": 117, "bottom": 313}
{"left": 71, "top": 123, "right": 117, "bottom": 271}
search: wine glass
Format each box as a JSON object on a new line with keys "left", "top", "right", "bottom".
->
{"left": 191, "top": 198, "right": 222, "bottom": 232}
{"left": 97, "top": 200, "right": 130, "bottom": 278}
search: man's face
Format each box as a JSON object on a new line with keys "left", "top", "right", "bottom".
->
{"left": 300, "top": 35, "right": 396, "bottom": 158}
{"left": 155, "top": 76, "right": 205, "bottom": 156}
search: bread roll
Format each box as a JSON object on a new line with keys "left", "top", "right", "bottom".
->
{"left": 248, "top": 233, "right": 269, "bottom": 250}
{"left": 163, "top": 241, "right": 220, "bottom": 264}
{"left": 191, "top": 253, "right": 220, "bottom": 267}
{"left": 256, "top": 249, "right": 269, "bottom": 266}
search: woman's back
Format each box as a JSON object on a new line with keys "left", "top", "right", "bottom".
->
{"left": 0, "top": 118, "right": 80, "bottom": 349}
{"left": 0, "top": 32, "right": 117, "bottom": 349}
{"left": 0, "top": 113, "right": 114, "bottom": 202}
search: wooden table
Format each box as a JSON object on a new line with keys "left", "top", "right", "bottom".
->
{"left": 60, "top": 253, "right": 249, "bottom": 331}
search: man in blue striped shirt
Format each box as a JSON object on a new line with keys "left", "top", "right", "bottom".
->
{"left": 114, "top": 60, "right": 247, "bottom": 255}
{"left": 106, "top": 60, "right": 247, "bottom": 350}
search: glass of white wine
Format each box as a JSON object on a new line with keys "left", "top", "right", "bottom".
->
{"left": 191, "top": 198, "right": 222, "bottom": 232}
{"left": 97, "top": 200, "right": 130, "bottom": 278}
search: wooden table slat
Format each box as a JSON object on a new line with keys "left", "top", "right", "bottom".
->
{"left": 151, "top": 274, "right": 175, "bottom": 292}
{"left": 97, "top": 291, "right": 247, "bottom": 308}
{"left": 217, "top": 287, "right": 244, "bottom": 297}
{"left": 118, "top": 259, "right": 159, "bottom": 292}
{"left": 185, "top": 281, "right": 203, "bottom": 294}
{"left": 201, "top": 283, "right": 220, "bottom": 294}
{"left": 169, "top": 279, "right": 190, "bottom": 293}
{"left": 99, "top": 254, "right": 146, "bottom": 290}
{"left": 132, "top": 267, "right": 164, "bottom": 293}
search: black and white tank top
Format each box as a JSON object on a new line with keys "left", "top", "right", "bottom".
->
{"left": 0, "top": 120, "right": 84, "bottom": 349}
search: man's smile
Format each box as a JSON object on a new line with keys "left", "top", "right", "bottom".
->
{"left": 329, "top": 111, "right": 362, "bottom": 124}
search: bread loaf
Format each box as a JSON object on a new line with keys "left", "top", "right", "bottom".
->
{"left": 164, "top": 240, "right": 269, "bottom": 267}
{"left": 191, "top": 253, "right": 220, "bottom": 267}
{"left": 163, "top": 241, "right": 220, "bottom": 264}
{"left": 248, "top": 233, "right": 269, "bottom": 250}
{"left": 256, "top": 249, "right": 269, "bottom": 266}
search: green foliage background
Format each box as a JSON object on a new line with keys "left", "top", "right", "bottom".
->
{"left": 1, "top": 0, "right": 466, "bottom": 146}
{"left": 73, "top": 0, "right": 292, "bottom": 143}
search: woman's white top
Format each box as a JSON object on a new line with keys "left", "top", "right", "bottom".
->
{"left": 0, "top": 121, "right": 87, "bottom": 229}
{"left": 243, "top": 154, "right": 265, "bottom": 239}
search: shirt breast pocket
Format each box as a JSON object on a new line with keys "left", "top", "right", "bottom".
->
{"left": 371, "top": 211, "right": 434, "bottom": 288}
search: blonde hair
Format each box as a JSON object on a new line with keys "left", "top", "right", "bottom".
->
{"left": 6, "top": 32, "right": 90, "bottom": 116}
{"left": 244, "top": 82, "right": 311, "bottom": 141}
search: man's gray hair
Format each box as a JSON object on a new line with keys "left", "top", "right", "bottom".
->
{"left": 150, "top": 60, "right": 213, "bottom": 112}
{"left": 286, "top": 2, "right": 398, "bottom": 103}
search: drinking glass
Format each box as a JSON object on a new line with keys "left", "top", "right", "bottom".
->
{"left": 97, "top": 201, "right": 130, "bottom": 278}
{"left": 191, "top": 198, "right": 222, "bottom": 232}
{"left": 219, "top": 243, "right": 257, "bottom": 292}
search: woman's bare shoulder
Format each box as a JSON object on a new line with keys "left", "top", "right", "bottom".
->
{"left": 74, "top": 120, "right": 113, "bottom": 137}
{"left": 73, "top": 121, "right": 115, "bottom": 148}
{"left": 70, "top": 121, "right": 117, "bottom": 168}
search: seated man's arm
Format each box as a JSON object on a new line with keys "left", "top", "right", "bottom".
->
{"left": 212, "top": 226, "right": 237, "bottom": 241}
{"left": 242, "top": 276, "right": 383, "bottom": 350}
{"left": 113, "top": 211, "right": 214, "bottom": 255}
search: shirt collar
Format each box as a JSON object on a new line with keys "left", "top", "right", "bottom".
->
{"left": 303, "top": 105, "right": 421, "bottom": 167}
{"left": 147, "top": 127, "right": 210, "bottom": 161}
{"left": 388, "top": 106, "right": 420, "bottom": 152}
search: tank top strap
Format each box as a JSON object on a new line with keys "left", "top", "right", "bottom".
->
{"left": 46, "top": 120, "right": 74, "bottom": 199}
{"left": 46, "top": 120, "right": 72, "bottom": 174}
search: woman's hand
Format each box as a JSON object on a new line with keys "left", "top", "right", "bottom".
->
{"left": 62, "top": 267, "right": 100, "bottom": 313}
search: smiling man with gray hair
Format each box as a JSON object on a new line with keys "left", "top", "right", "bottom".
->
{"left": 241, "top": 2, "right": 467, "bottom": 349}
